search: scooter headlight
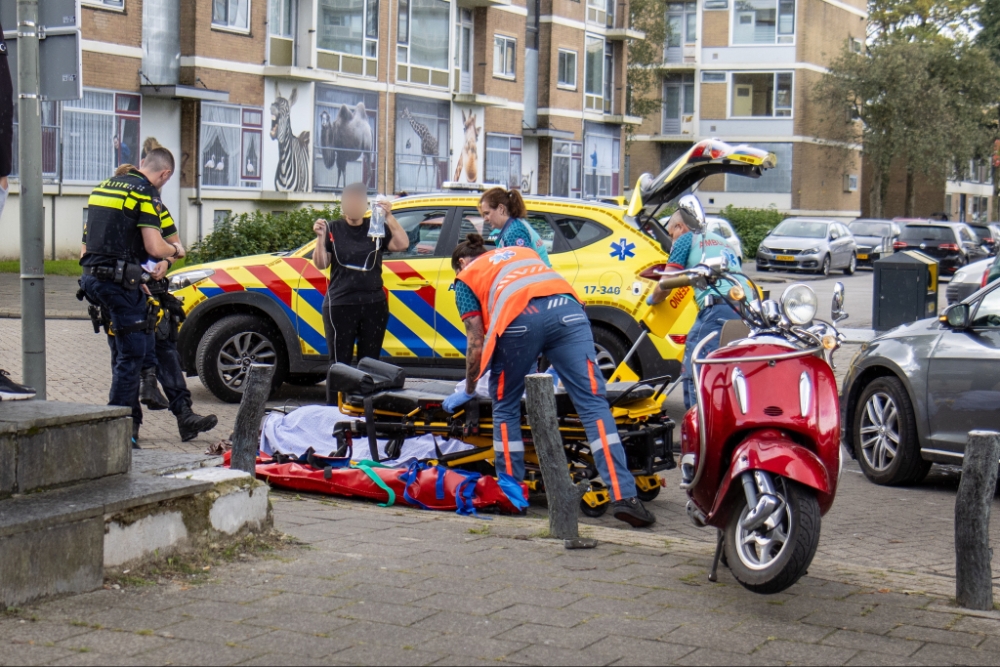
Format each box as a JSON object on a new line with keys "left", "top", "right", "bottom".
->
{"left": 780, "top": 283, "right": 818, "bottom": 325}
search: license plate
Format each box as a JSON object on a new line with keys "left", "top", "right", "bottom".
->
{"left": 776, "top": 255, "right": 795, "bottom": 262}
{"left": 857, "top": 253, "right": 869, "bottom": 260}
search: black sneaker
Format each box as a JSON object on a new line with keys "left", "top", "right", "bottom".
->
{"left": 132, "top": 422, "right": 141, "bottom": 450}
{"left": 612, "top": 497, "right": 656, "bottom": 528}
{"left": 0, "top": 369, "right": 35, "bottom": 401}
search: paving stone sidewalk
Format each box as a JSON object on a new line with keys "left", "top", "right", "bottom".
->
{"left": 4, "top": 493, "right": 1000, "bottom": 666}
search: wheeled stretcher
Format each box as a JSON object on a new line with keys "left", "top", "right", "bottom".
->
{"left": 324, "top": 358, "right": 676, "bottom": 515}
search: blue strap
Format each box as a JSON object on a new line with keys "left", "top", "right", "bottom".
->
{"left": 453, "top": 469, "right": 482, "bottom": 517}
{"left": 498, "top": 472, "right": 529, "bottom": 510}
{"left": 400, "top": 460, "right": 433, "bottom": 510}
{"left": 435, "top": 466, "right": 447, "bottom": 501}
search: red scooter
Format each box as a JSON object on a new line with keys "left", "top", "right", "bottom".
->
{"left": 658, "top": 258, "right": 846, "bottom": 594}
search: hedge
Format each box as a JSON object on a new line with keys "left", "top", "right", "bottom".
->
{"left": 187, "top": 205, "right": 341, "bottom": 264}
{"left": 721, "top": 205, "right": 788, "bottom": 259}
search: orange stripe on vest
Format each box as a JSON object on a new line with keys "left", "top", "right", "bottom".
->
{"left": 456, "top": 247, "right": 579, "bottom": 378}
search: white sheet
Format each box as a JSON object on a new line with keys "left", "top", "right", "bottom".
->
{"left": 259, "top": 405, "right": 474, "bottom": 466}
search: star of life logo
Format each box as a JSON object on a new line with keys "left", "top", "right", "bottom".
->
{"left": 490, "top": 250, "right": 516, "bottom": 264}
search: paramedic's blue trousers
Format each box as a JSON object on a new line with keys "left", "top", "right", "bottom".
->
{"left": 488, "top": 295, "right": 638, "bottom": 501}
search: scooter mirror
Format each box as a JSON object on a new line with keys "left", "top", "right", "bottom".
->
{"left": 676, "top": 194, "right": 706, "bottom": 233}
{"left": 831, "top": 282, "right": 848, "bottom": 323}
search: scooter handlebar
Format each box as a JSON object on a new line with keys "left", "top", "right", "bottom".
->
{"left": 658, "top": 274, "right": 693, "bottom": 291}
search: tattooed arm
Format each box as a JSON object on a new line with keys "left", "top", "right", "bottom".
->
{"left": 464, "top": 315, "right": 485, "bottom": 394}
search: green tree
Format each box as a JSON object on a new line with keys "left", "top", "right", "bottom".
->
{"left": 814, "top": 39, "right": 1000, "bottom": 217}
{"left": 624, "top": 0, "right": 669, "bottom": 150}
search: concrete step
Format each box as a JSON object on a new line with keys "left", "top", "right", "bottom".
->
{"left": 0, "top": 401, "right": 132, "bottom": 498}
{"left": 0, "top": 472, "right": 211, "bottom": 608}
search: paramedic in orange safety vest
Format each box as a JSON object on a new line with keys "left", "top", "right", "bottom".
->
{"left": 440, "top": 233, "right": 656, "bottom": 528}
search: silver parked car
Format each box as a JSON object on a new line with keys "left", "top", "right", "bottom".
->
{"left": 706, "top": 215, "right": 743, "bottom": 259}
{"left": 847, "top": 218, "right": 901, "bottom": 268}
{"left": 842, "top": 278, "right": 1000, "bottom": 485}
{"left": 946, "top": 257, "right": 992, "bottom": 304}
{"left": 756, "top": 217, "right": 858, "bottom": 276}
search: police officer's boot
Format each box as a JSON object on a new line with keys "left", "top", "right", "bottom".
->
{"left": 176, "top": 407, "right": 218, "bottom": 443}
{"left": 140, "top": 367, "right": 169, "bottom": 410}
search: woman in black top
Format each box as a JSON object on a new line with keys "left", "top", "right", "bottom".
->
{"left": 313, "top": 182, "right": 408, "bottom": 365}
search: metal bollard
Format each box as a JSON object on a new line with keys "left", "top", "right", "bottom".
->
{"left": 229, "top": 364, "right": 275, "bottom": 476}
{"left": 524, "top": 374, "right": 597, "bottom": 549}
{"left": 955, "top": 430, "right": 1000, "bottom": 610}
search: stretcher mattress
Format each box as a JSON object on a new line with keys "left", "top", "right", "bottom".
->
{"left": 344, "top": 381, "right": 656, "bottom": 417}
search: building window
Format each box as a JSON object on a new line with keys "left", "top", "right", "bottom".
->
{"left": 83, "top": 0, "right": 125, "bottom": 8}
{"left": 200, "top": 103, "right": 263, "bottom": 189}
{"left": 732, "top": 0, "right": 795, "bottom": 45}
{"left": 214, "top": 210, "right": 232, "bottom": 230}
{"left": 725, "top": 142, "right": 791, "bottom": 192}
{"left": 730, "top": 72, "right": 792, "bottom": 117}
{"left": 666, "top": 2, "right": 697, "bottom": 62}
{"left": 583, "top": 122, "right": 620, "bottom": 197}
{"left": 557, "top": 50, "right": 577, "bottom": 89}
{"left": 493, "top": 35, "right": 516, "bottom": 78}
{"left": 269, "top": 0, "right": 294, "bottom": 36}
{"left": 662, "top": 73, "right": 694, "bottom": 134}
{"left": 485, "top": 134, "right": 522, "bottom": 188}
{"left": 551, "top": 141, "right": 583, "bottom": 198}
{"left": 12, "top": 102, "right": 59, "bottom": 180}
{"left": 395, "top": 97, "right": 449, "bottom": 193}
{"left": 314, "top": 85, "right": 378, "bottom": 192}
{"left": 586, "top": 0, "right": 613, "bottom": 27}
{"left": 850, "top": 37, "right": 863, "bottom": 53}
{"left": 62, "top": 91, "right": 139, "bottom": 184}
{"left": 397, "top": 0, "right": 450, "bottom": 87}
{"left": 702, "top": 71, "right": 726, "bottom": 82}
{"left": 584, "top": 35, "right": 611, "bottom": 113}
{"left": 318, "top": 0, "right": 379, "bottom": 77}
{"left": 212, "top": 0, "right": 251, "bottom": 31}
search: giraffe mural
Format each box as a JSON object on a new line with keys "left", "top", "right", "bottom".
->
{"left": 397, "top": 103, "right": 447, "bottom": 192}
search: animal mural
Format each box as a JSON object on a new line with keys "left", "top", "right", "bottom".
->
{"left": 453, "top": 110, "right": 480, "bottom": 183}
{"left": 270, "top": 83, "right": 311, "bottom": 192}
{"left": 321, "top": 103, "right": 374, "bottom": 189}
{"left": 520, "top": 170, "right": 533, "bottom": 193}
{"left": 400, "top": 107, "right": 439, "bottom": 189}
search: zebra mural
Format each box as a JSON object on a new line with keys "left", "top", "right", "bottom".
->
{"left": 269, "top": 82, "right": 310, "bottom": 192}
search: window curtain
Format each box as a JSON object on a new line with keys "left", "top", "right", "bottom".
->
{"left": 410, "top": 0, "right": 448, "bottom": 69}
{"left": 201, "top": 104, "right": 241, "bottom": 187}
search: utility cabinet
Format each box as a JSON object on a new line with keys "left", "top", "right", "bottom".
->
{"left": 873, "top": 251, "right": 939, "bottom": 331}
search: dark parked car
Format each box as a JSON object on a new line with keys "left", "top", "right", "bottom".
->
{"left": 847, "top": 218, "right": 900, "bottom": 268}
{"left": 842, "top": 279, "right": 1000, "bottom": 485}
{"left": 967, "top": 222, "right": 997, "bottom": 256}
{"left": 892, "top": 221, "right": 989, "bottom": 274}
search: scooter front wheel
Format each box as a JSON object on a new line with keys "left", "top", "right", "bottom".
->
{"left": 723, "top": 477, "right": 820, "bottom": 594}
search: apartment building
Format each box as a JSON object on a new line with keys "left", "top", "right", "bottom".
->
{"left": 945, "top": 162, "right": 994, "bottom": 223}
{"left": 0, "top": 0, "right": 638, "bottom": 258}
{"left": 627, "top": 0, "right": 867, "bottom": 219}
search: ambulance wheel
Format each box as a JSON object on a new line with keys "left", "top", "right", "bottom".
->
{"left": 580, "top": 499, "right": 609, "bottom": 517}
{"left": 197, "top": 314, "right": 288, "bottom": 403}
{"left": 591, "top": 326, "right": 632, "bottom": 379}
{"left": 636, "top": 486, "right": 661, "bottom": 502}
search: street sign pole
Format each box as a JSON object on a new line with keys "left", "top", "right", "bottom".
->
{"left": 17, "top": 0, "right": 45, "bottom": 399}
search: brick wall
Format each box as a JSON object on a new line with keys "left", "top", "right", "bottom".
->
{"left": 860, "top": 156, "right": 946, "bottom": 219}
{"left": 627, "top": 141, "right": 661, "bottom": 182}
{"left": 700, "top": 82, "right": 727, "bottom": 119}
{"left": 82, "top": 2, "right": 142, "bottom": 48}
{"left": 179, "top": 69, "right": 263, "bottom": 107}
{"left": 180, "top": 0, "right": 266, "bottom": 65}
{"left": 702, "top": 10, "right": 729, "bottom": 48}
{"left": 792, "top": 143, "right": 861, "bottom": 212}
{"left": 544, "top": 24, "right": 585, "bottom": 111}
{"left": 481, "top": 11, "right": 526, "bottom": 100}
{"left": 794, "top": 68, "right": 846, "bottom": 141}
{"left": 797, "top": 0, "right": 865, "bottom": 67}
{"left": 83, "top": 52, "right": 140, "bottom": 92}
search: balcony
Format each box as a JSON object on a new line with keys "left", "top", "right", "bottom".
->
{"left": 452, "top": 93, "right": 508, "bottom": 107}
{"left": 262, "top": 66, "right": 341, "bottom": 84}
{"left": 455, "top": 0, "right": 510, "bottom": 8}
{"left": 605, "top": 28, "right": 646, "bottom": 41}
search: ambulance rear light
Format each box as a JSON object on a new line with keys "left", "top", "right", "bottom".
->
{"left": 669, "top": 334, "right": 687, "bottom": 345}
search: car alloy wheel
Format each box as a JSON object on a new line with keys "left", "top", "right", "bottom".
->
{"left": 593, "top": 342, "right": 619, "bottom": 377}
{"left": 217, "top": 331, "right": 277, "bottom": 392}
{"left": 859, "top": 391, "right": 900, "bottom": 471}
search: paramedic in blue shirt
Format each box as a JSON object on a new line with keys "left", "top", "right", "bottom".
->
{"left": 646, "top": 198, "right": 751, "bottom": 410}
{"left": 478, "top": 187, "right": 551, "bottom": 266}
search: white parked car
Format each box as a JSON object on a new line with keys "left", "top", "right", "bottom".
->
{"left": 706, "top": 216, "right": 743, "bottom": 260}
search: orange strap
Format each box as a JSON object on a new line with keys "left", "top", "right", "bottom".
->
{"left": 597, "top": 420, "right": 622, "bottom": 501}
{"left": 500, "top": 422, "right": 513, "bottom": 475}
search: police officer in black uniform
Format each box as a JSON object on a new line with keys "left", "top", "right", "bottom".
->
{"left": 79, "top": 147, "right": 181, "bottom": 446}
